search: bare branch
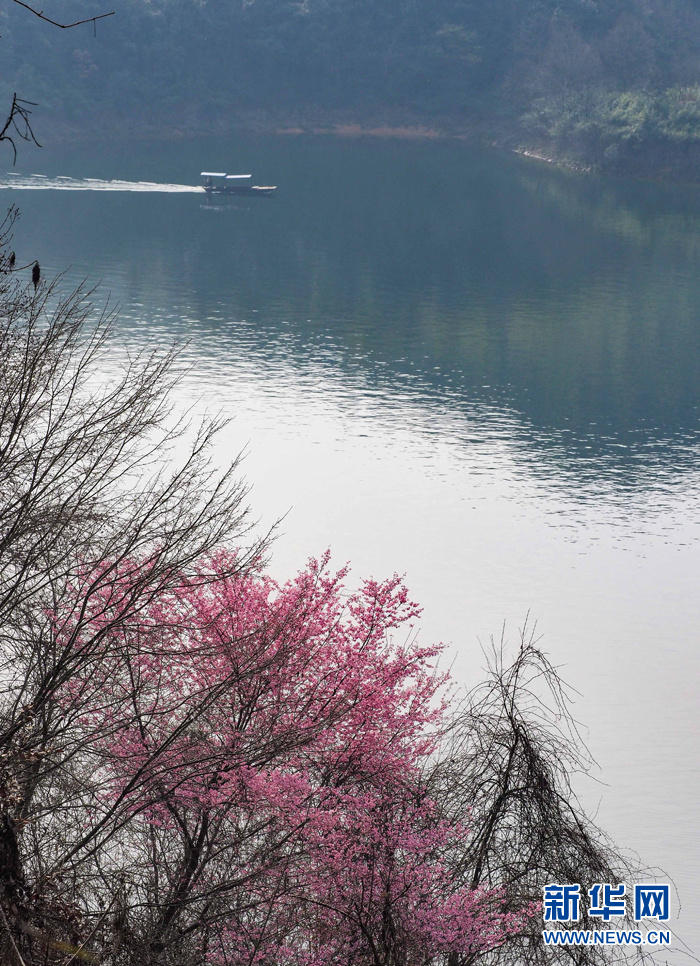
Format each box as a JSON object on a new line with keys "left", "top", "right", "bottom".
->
{"left": 0, "top": 95, "right": 40, "bottom": 165}
{"left": 9, "top": 0, "right": 114, "bottom": 30}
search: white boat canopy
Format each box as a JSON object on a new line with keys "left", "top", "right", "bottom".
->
{"left": 226, "top": 174, "right": 252, "bottom": 179}
{"left": 200, "top": 172, "right": 227, "bottom": 178}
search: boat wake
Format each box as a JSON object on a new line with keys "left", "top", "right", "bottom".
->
{"left": 0, "top": 174, "right": 204, "bottom": 193}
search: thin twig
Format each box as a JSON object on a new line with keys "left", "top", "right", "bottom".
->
{"left": 0, "top": 94, "right": 40, "bottom": 164}
{"left": 10, "top": 0, "right": 114, "bottom": 29}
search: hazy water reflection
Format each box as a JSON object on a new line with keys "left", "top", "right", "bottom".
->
{"left": 5, "top": 134, "right": 700, "bottom": 954}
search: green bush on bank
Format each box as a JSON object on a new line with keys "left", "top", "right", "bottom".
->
{"left": 522, "top": 86, "right": 700, "bottom": 170}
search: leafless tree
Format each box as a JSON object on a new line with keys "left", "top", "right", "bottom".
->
{"left": 0, "top": 211, "right": 266, "bottom": 963}
{"left": 426, "top": 631, "right": 660, "bottom": 966}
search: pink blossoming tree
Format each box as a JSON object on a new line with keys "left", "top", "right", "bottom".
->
{"left": 56, "top": 551, "right": 530, "bottom": 965}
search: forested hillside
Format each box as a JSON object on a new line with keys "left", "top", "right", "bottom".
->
{"left": 5, "top": 0, "right": 700, "bottom": 173}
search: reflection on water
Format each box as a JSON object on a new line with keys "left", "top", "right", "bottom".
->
{"left": 5, "top": 135, "right": 700, "bottom": 955}
{"left": 9, "top": 144, "right": 700, "bottom": 497}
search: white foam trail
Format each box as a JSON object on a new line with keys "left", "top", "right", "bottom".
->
{"left": 0, "top": 174, "right": 204, "bottom": 192}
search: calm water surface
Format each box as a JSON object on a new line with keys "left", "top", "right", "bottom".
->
{"left": 5, "top": 135, "right": 700, "bottom": 953}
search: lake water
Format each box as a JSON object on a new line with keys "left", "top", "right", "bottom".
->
{"left": 5, "top": 134, "right": 700, "bottom": 954}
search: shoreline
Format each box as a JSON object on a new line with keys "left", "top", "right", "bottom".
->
{"left": 33, "top": 113, "right": 700, "bottom": 185}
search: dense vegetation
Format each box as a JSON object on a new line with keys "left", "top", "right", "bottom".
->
{"left": 3, "top": 0, "right": 700, "bottom": 172}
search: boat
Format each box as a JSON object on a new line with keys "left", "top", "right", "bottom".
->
{"left": 200, "top": 172, "right": 276, "bottom": 195}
